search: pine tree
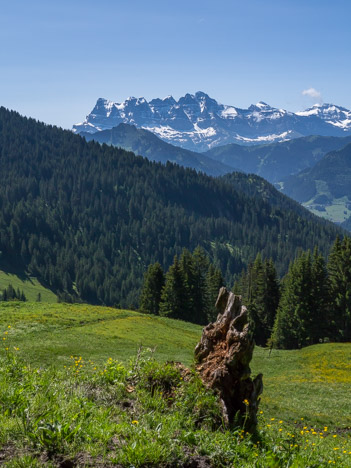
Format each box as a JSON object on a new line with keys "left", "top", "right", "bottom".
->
{"left": 6, "top": 284, "right": 16, "bottom": 300}
{"left": 261, "top": 258, "right": 280, "bottom": 344}
{"left": 308, "top": 247, "right": 330, "bottom": 342}
{"left": 271, "top": 252, "right": 312, "bottom": 349}
{"left": 243, "top": 254, "right": 266, "bottom": 344}
{"left": 189, "top": 247, "right": 210, "bottom": 324}
{"left": 328, "top": 236, "right": 351, "bottom": 341}
{"left": 272, "top": 249, "right": 330, "bottom": 349}
{"left": 139, "top": 263, "right": 165, "bottom": 315}
{"left": 159, "top": 256, "right": 188, "bottom": 320}
{"left": 178, "top": 249, "right": 196, "bottom": 320}
{"left": 239, "top": 255, "right": 280, "bottom": 346}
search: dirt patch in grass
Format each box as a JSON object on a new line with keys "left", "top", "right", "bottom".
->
{"left": 0, "top": 444, "right": 19, "bottom": 464}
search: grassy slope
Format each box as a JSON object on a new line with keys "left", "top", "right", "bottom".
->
{"left": 0, "top": 266, "right": 57, "bottom": 303}
{"left": 1, "top": 302, "right": 351, "bottom": 431}
{"left": 0, "top": 302, "right": 200, "bottom": 367}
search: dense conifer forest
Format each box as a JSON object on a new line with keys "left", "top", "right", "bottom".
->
{"left": 0, "top": 107, "right": 343, "bottom": 307}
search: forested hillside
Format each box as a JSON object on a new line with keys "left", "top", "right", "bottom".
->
{"left": 82, "top": 123, "right": 233, "bottom": 176}
{"left": 283, "top": 143, "right": 351, "bottom": 227}
{"left": 0, "top": 107, "right": 342, "bottom": 307}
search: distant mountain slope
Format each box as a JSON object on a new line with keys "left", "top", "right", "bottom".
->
{"left": 81, "top": 123, "right": 234, "bottom": 176}
{"left": 221, "top": 172, "right": 312, "bottom": 216}
{"left": 82, "top": 124, "right": 351, "bottom": 184}
{"left": 73, "top": 92, "right": 351, "bottom": 152}
{"left": 282, "top": 143, "right": 351, "bottom": 227}
{"left": 0, "top": 106, "right": 342, "bottom": 307}
{"left": 206, "top": 135, "right": 351, "bottom": 183}
{"left": 342, "top": 216, "right": 351, "bottom": 231}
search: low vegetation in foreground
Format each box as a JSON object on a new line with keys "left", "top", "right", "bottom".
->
{"left": 1, "top": 303, "right": 351, "bottom": 466}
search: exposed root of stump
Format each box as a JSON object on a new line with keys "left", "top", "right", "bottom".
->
{"left": 195, "top": 287, "right": 263, "bottom": 431}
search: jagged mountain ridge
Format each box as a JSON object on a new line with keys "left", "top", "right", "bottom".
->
{"left": 73, "top": 92, "right": 351, "bottom": 152}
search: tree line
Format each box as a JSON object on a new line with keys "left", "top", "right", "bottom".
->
{"left": 141, "top": 237, "right": 351, "bottom": 350}
{"left": 0, "top": 284, "right": 27, "bottom": 302}
{"left": 139, "top": 247, "right": 224, "bottom": 325}
{"left": 271, "top": 236, "right": 351, "bottom": 348}
{"left": 236, "top": 236, "right": 351, "bottom": 348}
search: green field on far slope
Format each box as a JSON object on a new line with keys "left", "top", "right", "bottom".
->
{"left": 1, "top": 301, "right": 351, "bottom": 431}
{"left": 0, "top": 267, "right": 57, "bottom": 303}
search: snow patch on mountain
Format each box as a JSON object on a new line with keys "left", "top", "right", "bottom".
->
{"left": 234, "top": 131, "right": 297, "bottom": 144}
{"left": 296, "top": 103, "right": 351, "bottom": 131}
{"left": 73, "top": 93, "right": 351, "bottom": 151}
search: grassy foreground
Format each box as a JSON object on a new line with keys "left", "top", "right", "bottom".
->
{"left": 1, "top": 302, "right": 351, "bottom": 466}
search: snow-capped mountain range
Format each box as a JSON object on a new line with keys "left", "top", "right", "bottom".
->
{"left": 73, "top": 92, "right": 351, "bottom": 152}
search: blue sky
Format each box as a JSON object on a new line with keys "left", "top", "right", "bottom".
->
{"left": 1, "top": 0, "right": 350, "bottom": 129}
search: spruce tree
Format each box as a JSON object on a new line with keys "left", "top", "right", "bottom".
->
{"left": 139, "top": 262, "right": 165, "bottom": 315}
{"left": 159, "top": 256, "right": 188, "bottom": 320}
{"left": 190, "top": 247, "right": 210, "bottom": 324}
{"left": 178, "top": 249, "right": 196, "bottom": 320}
{"left": 261, "top": 258, "right": 280, "bottom": 344}
{"left": 271, "top": 252, "right": 312, "bottom": 349}
{"left": 6, "top": 284, "right": 16, "bottom": 300}
{"left": 309, "top": 247, "right": 330, "bottom": 342}
{"left": 328, "top": 236, "right": 351, "bottom": 341}
{"left": 272, "top": 249, "right": 330, "bottom": 349}
{"left": 239, "top": 255, "right": 280, "bottom": 346}
{"left": 178, "top": 247, "right": 213, "bottom": 324}
{"left": 244, "top": 254, "right": 266, "bottom": 344}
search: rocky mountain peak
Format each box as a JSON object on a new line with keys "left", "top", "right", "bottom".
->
{"left": 73, "top": 93, "right": 351, "bottom": 152}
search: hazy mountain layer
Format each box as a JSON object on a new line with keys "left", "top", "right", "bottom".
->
{"left": 81, "top": 123, "right": 234, "bottom": 176}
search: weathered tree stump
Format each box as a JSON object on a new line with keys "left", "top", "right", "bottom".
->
{"left": 195, "top": 287, "right": 263, "bottom": 431}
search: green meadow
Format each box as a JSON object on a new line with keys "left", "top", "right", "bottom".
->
{"left": 1, "top": 302, "right": 351, "bottom": 466}
{"left": 0, "top": 302, "right": 200, "bottom": 367}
